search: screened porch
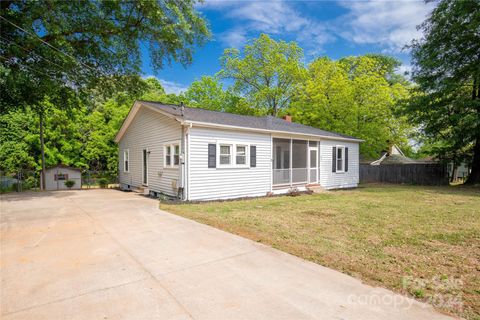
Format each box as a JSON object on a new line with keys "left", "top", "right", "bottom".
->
{"left": 272, "top": 138, "right": 319, "bottom": 187}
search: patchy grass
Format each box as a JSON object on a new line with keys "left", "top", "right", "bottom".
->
{"left": 162, "top": 184, "right": 480, "bottom": 319}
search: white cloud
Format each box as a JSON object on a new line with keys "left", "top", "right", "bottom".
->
{"left": 200, "top": 0, "right": 332, "bottom": 53}
{"left": 219, "top": 28, "right": 248, "bottom": 48}
{"left": 143, "top": 76, "right": 188, "bottom": 95}
{"left": 159, "top": 79, "right": 189, "bottom": 95}
{"left": 337, "top": 0, "right": 435, "bottom": 52}
{"left": 200, "top": 0, "right": 435, "bottom": 56}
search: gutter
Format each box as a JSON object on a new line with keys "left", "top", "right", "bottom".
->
{"left": 176, "top": 119, "right": 364, "bottom": 143}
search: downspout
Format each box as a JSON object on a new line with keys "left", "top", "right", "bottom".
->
{"left": 179, "top": 122, "right": 192, "bottom": 201}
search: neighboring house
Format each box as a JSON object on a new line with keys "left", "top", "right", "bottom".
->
{"left": 370, "top": 144, "right": 419, "bottom": 165}
{"left": 115, "top": 101, "right": 362, "bottom": 201}
{"left": 41, "top": 165, "right": 82, "bottom": 191}
{"left": 421, "top": 156, "right": 470, "bottom": 181}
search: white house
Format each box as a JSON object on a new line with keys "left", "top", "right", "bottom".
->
{"left": 115, "top": 101, "right": 362, "bottom": 201}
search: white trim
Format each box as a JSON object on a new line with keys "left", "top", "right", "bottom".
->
{"left": 142, "top": 148, "right": 149, "bottom": 186}
{"left": 163, "top": 140, "right": 181, "bottom": 168}
{"left": 123, "top": 149, "right": 129, "bottom": 173}
{"left": 115, "top": 101, "right": 179, "bottom": 142}
{"left": 183, "top": 121, "right": 364, "bottom": 143}
{"left": 115, "top": 101, "right": 363, "bottom": 143}
{"left": 215, "top": 141, "right": 251, "bottom": 169}
{"left": 336, "top": 145, "right": 345, "bottom": 173}
{"left": 308, "top": 145, "right": 318, "bottom": 183}
{"left": 186, "top": 127, "right": 191, "bottom": 201}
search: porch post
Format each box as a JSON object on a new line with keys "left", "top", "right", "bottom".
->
{"left": 289, "top": 139, "right": 293, "bottom": 187}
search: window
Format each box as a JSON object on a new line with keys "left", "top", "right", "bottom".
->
{"left": 236, "top": 145, "right": 246, "bottom": 165}
{"left": 123, "top": 149, "right": 129, "bottom": 172}
{"left": 55, "top": 173, "right": 68, "bottom": 181}
{"left": 219, "top": 145, "right": 231, "bottom": 165}
{"left": 165, "top": 146, "right": 171, "bottom": 166}
{"left": 174, "top": 145, "right": 180, "bottom": 166}
{"left": 336, "top": 146, "right": 345, "bottom": 172}
{"left": 164, "top": 142, "right": 180, "bottom": 168}
{"left": 212, "top": 142, "right": 251, "bottom": 168}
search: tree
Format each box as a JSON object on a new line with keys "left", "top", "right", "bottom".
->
{"left": 183, "top": 76, "right": 257, "bottom": 115}
{"left": 220, "top": 34, "right": 305, "bottom": 116}
{"left": 0, "top": 0, "right": 209, "bottom": 188}
{"left": 406, "top": 0, "right": 480, "bottom": 184}
{"left": 289, "top": 55, "right": 412, "bottom": 158}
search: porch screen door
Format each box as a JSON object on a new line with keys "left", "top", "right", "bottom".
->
{"left": 309, "top": 148, "right": 318, "bottom": 183}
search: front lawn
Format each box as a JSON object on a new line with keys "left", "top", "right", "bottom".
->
{"left": 162, "top": 184, "right": 480, "bottom": 319}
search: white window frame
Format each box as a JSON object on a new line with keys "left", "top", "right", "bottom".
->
{"left": 235, "top": 144, "right": 248, "bottom": 166}
{"left": 216, "top": 142, "right": 250, "bottom": 168}
{"left": 123, "top": 149, "right": 129, "bottom": 173}
{"left": 164, "top": 141, "right": 180, "bottom": 168}
{"left": 336, "top": 145, "right": 345, "bottom": 173}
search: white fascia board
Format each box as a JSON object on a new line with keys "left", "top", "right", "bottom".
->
{"left": 179, "top": 120, "right": 364, "bottom": 143}
{"left": 114, "top": 101, "right": 180, "bottom": 143}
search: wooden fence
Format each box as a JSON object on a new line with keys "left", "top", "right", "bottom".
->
{"left": 359, "top": 163, "right": 449, "bottom": 185}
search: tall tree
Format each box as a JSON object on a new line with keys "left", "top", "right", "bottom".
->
{"left": 290, "top": 55, "right": 412, "bottom": 158}
{"left": 406, "top": 0, "right": 480, "bottom": 184}
{"left": 183, "top": 76, "right": 257, "bottom": 115}
{"left": 0, "top": 0, "right": 209, "bottom": 188}
{"left": 220, "top": 34, "right": 305, "bottom": 116}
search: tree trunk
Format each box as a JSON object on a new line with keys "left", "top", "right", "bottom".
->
{"left": 39, "top": 109, "right": 46, "bottom": 190}
{"left": 465, "top": 77, "right": 480, "bottom": 185}
{"left": 450, "top": 161, "right": 457, "bottom": 182}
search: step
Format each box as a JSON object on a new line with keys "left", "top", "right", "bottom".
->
{"left": 306, "top": 185, "right": 326, "bottom": 193}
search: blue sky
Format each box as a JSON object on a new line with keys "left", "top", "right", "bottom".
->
{"left": 141, "top": 0, "right": 435, "bottom": 94}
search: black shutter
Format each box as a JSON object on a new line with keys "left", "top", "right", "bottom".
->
{"left": 345, "top": 147, "right": 349, "bottom": 172}
{"left": 250, "top": 145, "right": 256, "bottom": 167}
{"left": 332, "top": 147, "right": 337, "bottom": 172}
{"left": 208, "top": 144, "right": 216, "bottom": 168}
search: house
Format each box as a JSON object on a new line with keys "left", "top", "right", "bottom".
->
{"left": 114, "top": 101, "right": 362, "bottom": 201}
{"left": 370, "top": 144, "right": 418, "bottom": 165}
{"left": 41, "top": 165, "right": 82, "bottom": 190}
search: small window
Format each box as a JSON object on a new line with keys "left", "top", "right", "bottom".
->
{"left": 174, "top": 145, "right": 180, "bottom": 166}
{"left": 236, "top": 145, "right": 246, "bottom": 165}
{"left": 123, "top": 149, "right": 129, "bottom": 172}
{"left": 336, "top": 146, "right": 345, "bottom": 172}
{"left": 164, "top": 143, "right": 180, "bottom": 168}
{"left": 55, "top": 173, "right": 68, "bottom": 181}
{"left": 219, "top": 145, "right": 231, "bottom": 165}
{"left": 165, "top": 146, "right": 171, "bottom": 166}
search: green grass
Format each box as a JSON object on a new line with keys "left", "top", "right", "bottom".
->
{"left": 162, "top": 184, "right": 480, "bottom": 319}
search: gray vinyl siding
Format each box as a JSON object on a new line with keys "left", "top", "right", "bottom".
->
{"left": 118, "top": 107, "right": 181, "bottom": 196}
{"left": 188, "top": 127, "right": 271, "bottom": 201}
{"left": 319, "top": 140, "right": 359, "bottom": 189}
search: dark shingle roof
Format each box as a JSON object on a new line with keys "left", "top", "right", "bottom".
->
{"left": 139, "top": 101, "right": 362, "bottom": 141}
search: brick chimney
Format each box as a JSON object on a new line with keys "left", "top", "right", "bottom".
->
{"left": 283, "top": 115, "right": 292, "bottom": 122}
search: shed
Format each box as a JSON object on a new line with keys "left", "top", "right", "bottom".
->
{"left": 41, "top": 165, "right": 82, "bottom": 191}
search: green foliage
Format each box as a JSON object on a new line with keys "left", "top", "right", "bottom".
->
{"left": 64, "top": 180, "right": 75, "bottom": 189}
{"left": 220, "top": 34, "right": 305, "bottom": 116}
{"left": 0, "top": 77, "right": 166, "bottom": 176}
{"left": 183, "top": 76, "right": 258, "bottom": 115}
{"left": 98, "top": 178, "right": 109, "bottom": 189}
{"left": 405, "top": 0, "right": 480, "bottom": 184}
{"left": 0, "top": 0, "right": 210, "bottom": 111}
{"left": 289, "top": 56, "right": 412, "bottom": 158}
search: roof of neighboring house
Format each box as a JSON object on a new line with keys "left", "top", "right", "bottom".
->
{"left": 128, "top": 101, "right": 362, "bottom": 142}
{"left": 43, "top": 165, "right": 82, "bottom": 172}
{"left": 370, "top": 145, "right": 436, "bottom": 165}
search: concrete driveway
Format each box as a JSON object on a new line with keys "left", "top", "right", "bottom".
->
{"left": 1, "top": 190, "right": 454, "bottom": 320}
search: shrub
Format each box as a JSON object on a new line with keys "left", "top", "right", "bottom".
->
{"left": 64, "top": 180, "right": 75, "bottom": 189}
{"left": 98, "top": 178, "right": 109, "bottom": 189}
